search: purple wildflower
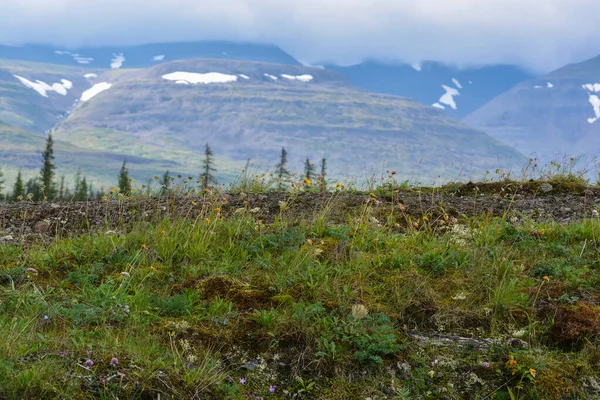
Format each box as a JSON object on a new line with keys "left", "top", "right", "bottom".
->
{"left": 85, "top": 359, "right": 94, "bottom": 367}
{"left": 110, "top": 357, "right": 119, "bottom": 366}
{"left": 240, "top": 377, "right": 246, "bottom": 384}
{"left": 269, "top": 385, "right": 276, "bottom": 393}
{"left": 484, "top": 362, "right": 490, "bottom": 368}
{"left": 433, "top": 359, "right": 439, "bottom": 365}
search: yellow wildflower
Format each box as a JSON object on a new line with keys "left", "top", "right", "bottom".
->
{"left": 423, "top": 216, "right": 429, "bottom": 222}
{"left": 543, "top": 276, "right": 550, "bottom": 282}
{"left": 204, "top": 218, "right": 211, "bottom": 224}
{"left": 304, "top": 178, "right": 312, "bottom": 185}
{"left": 336, "top": 182, "right": 345, "bottom": 189}
{"left": 413, "top": 221, "right": 419, "bottom": 228}
{"left": 192, "top": 201, "right": 197, "bottom": 206}
{"left": 141, "top": 243, "right": 147, "bottom": 250}
{"left": 161, "top": 230, "right": 166, "bottom": 235}
{"left": 529, "top": 368, "right": 536, "bottom": 377}
{"left": 507, "top": 358, "right": 517, "bottom": 367}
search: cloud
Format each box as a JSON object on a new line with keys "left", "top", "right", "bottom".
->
{"left": 1, "top": 0, "right": 600, "bottom": 72}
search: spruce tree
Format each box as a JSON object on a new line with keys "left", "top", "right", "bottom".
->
{"left": 73, "top": 169, "right": 89, "bottom": 201}
{"left": 39, "top": 133, "right": 57, "bottom": 200}
{"left": 79, "top": 177, "right": 88, "bottom": 201}
{"left": 320, "top": 158, "right": 327, "bottom": 178}
{"left": 318, "top": 158, "right": 328, "bottom": 193}
{"left": 200, "top": 143, "right": 217, "bottom": 190}
{"left": 58, "top": 175, "right": 65, "bottom": 200}
{"left": 303, "top": 158, "right": 316, "bottom": 181}
{"left": 12, "top": 170, "right": 25, "bottom": 200}
{"left": 275, "top": 147, "right": 290, "bottom": 190}
{"left": 0, "top": 167, "right": 4, "bottom": 201}
{"left": 25, "top": 177, "right": 39, "bottom": 200}
{"left": 161, "top": 170, "right": 170, "bottom": 195}
{"left": 118, "top": 161, "right": 131, "bottom": 195}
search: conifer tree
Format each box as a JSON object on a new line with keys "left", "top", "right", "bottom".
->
{"left": 318, "top": 158, "right": 328, "bottom": 193}
{"left": 275, "top": 147, "right": 290, "bottom": 190}
{"left": 303, "top": 158, "right": 316, "bottom": 181}
{"left": 320, "top": 158, "right": 327, "bottom": 178}
{"left": 118, "top": 161, "right": 131, "bottom": 195}
{"left": 25, "top": 177, "right": 39, "bottom": 200}
{"left": 39, "top": 133, "right": 57, "bottom": 200}
{"left": 58, "top": 175, "right": 65, "bottom": 200}
{"left": 0, "top": 167, "right": 4, "bottom": 201}
{"left": 79, "top": 177, "right": 88, "bottom": 201}
{"left": 12, "top": 170, "right": 25, "bottom": 200}
{"left": 200, "top": 143, "right": 217, "bottom": 190}
{"left": 73, "top": 169, "right": 89, "bottom": 200}
{"left": 161, "top": 170, "right": 170, "bottom": 195}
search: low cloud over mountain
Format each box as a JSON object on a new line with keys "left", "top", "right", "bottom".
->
{"left": 2, "top": 0, "right": 600, "bottom": 72}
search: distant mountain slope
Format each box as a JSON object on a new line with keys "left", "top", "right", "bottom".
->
{"left": 41, "top": 58, "right": 527, "bottom": 185}
{"left": 326, "top": 61, "right": 534, "bottom": 118}
{"left": 0, "top": 41, "right": 300, "bottom": 69}
{"left": 464, "top": 54, "right": 600, "bottom": 163}
{"left": 0, "top": 59, "right": 102, "bottom": 134}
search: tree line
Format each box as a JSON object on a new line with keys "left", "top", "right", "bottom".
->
{"left": 0, "top": 135, "right": 326, "bottom": 202}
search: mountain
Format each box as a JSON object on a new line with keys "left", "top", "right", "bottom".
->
{"left": 0, "top": 57, "right": 527, "bottom": 186}
{"left": 0, "top": 41, "right": 300, "bottom": 69}
{"left": 326, "top": 60, "right": 534, "bottom": 118}
{"left": 464, "top": 54, "right": 600, "bottom": 163}
{"left": 16, "top": 58, "right": 522, "bottom": 185}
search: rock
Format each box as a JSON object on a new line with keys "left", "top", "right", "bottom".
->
{"left": 407, "top": 331, "right": 529, "bottom": 352}
{"left": 583, "top": 376, "right": 600, "bottom": 394}
{"left": 50, "top": 203, "right": 61, "bottom": 209}
{"left": 34, "top": 221, "right": 51, "bottom": 234}
{"left": 540, "top": 182, "right": 553, "bottom": 193}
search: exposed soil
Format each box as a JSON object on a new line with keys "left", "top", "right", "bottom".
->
{"left": 1, "top": 181, "right": 599, "bottom": 246}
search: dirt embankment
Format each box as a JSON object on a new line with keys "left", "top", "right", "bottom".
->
{"left": 1, "top": 181, "right": 599, "bottom": 246}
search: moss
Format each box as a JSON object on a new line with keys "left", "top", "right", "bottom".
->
{"left": 196, "top": 275, "right": 271, "bottom": 311}
{"left": 550, "top": 302, "right": 600, "bottom": 346}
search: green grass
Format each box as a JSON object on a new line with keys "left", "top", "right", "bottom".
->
{"left": 0, "top": 185, "right": 599, "bottom": 399}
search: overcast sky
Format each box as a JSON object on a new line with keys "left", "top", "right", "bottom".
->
{"left": 1, "top": 0, "right": 599, "bottom": 73}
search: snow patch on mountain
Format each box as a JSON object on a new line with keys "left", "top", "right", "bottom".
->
{"left": 432, "top": 102, "right": 445, "bottom": 110}
{"left": 534, "top": 82, "right": 554, "bottom": 89}
{"left": 583, "top": 83, "right": 600, "bottom": 124}
{"left": 13, "top": 75, "right": 72, "bottom": 97}
{"left": 438, "top": 85, "right": 460, "bottom": 110}
{"left": 411, "top": 63, "right": 422, "bottom": 72}
{"left": 264, "top": 74, "right": 278, "bottom": 80}
{"left": 81, "top": 82, "right": 112, "bottom": 102}
{"left": 54, "top": 50, "right": 94, "bottom": 64}
{"left": 281, "top": 74, "right": 313, "bottom": 82}
{"left": 162, "top": 72, "right": 238, "bottom": 84}
{"left": 452, "top": 78, "right": 463, "bottom": 89}
{"left": 238, "top": 74, "right": 250, "bottom": 80}
{"left": 110, "top": 53, "right": 125, "bottom": 69}
{"left": 153, "top": 55, "right": 166, "bottom": 61}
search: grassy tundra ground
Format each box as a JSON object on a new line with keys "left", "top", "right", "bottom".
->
{"left": 1, "top": 179, "right": 600, "bottom": 399}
